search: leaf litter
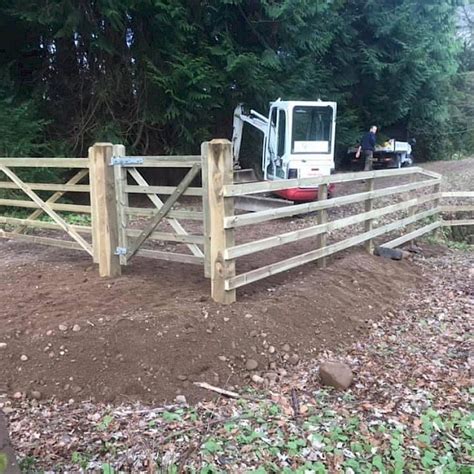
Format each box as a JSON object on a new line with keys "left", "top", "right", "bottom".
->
{"left": 3, "top": 249, "right": 473, "bottom": 472}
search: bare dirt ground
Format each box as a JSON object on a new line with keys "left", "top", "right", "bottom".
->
{"left": 0, "top": 157, "right": 472, "bottom": 471}
{"left": 0, "top": 242, "right": 419, "bottom": 405}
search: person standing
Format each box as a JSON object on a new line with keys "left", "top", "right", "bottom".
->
{"left": 357, "top": 125, "right": 377, "bottom": 171}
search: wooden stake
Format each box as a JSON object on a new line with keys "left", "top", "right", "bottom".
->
{"left": 316, "top": 183, "right": 328, "bottom": 268}
{"left": 89, "top": 143, "right": 121, "bottom": 277}
{"left": 206, "top": 139, "right": 236, "bottom": 304}
{"left": 364, "top": 177, "right": 375, "bottom": 253}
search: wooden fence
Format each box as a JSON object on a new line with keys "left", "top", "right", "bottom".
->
{"left": 204, "top": 140, "right": 473, "bottom": 304}
{"left": 0, "top": 139, "right": 472, "bottom": 304}
{"left": 0, "top": 156, "right": 93, "bottom": 255}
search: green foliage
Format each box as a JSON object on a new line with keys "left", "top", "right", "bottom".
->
{"left": 0, "top": 453, "right": 8, "bottom": 473}
{"left": 71, "top": 451, "right": 90, "bottom": 470}
{"left": 0, "top": 0, "right": 469, "bottom": 161}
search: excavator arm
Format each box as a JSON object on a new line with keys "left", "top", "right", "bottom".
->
{"left": 232, "top": 104, "right": 269, "bottom": 168}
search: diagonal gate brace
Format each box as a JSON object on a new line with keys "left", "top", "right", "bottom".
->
{"left": 126, "top": 163, "right": 201, "bottom": 259}
{"left": 0, "top": 165, "right": 93, "bottom": 256}
{"left": 127, "top": 168, "right": 204, "bottom": 259}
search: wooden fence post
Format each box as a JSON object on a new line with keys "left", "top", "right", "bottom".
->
{"left": 433, "top": 180, "right": 442, "bottom": 239}
{"left": 89, "top": 143, "right": 121, "bottom": 277}
{"left": 201, "top": 142, "right": 211, "bottom": 278}
{"left": 206, "top": 139, "right": 236, "bottom": 304}
{"left": 316, "top": 183, "right": 328, "bottom": 268}
{"left": 406, "top": 173, "right": 417, "bottom": 247}
{"left": 364, "top": 176, "right": 375, "bottom": 253}
{"left": 113, "top": 144, "right": 129, "bottom": 266}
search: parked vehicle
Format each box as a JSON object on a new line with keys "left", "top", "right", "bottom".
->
{"left": 347, "top": 139, "right": 414, "bottom": 170}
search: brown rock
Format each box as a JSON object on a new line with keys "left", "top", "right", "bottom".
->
{"left": 319, "top": 360, "right": 353, "bottom": 390}
{"left": 30, "top": 390, "right": 42, "bottom": 400}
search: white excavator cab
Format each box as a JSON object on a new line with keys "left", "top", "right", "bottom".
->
{"left": 263, "top": 100, "right": 337, "bottom": 181}
{"left": 232, "top": 99, "right": 337, "bottom": 201}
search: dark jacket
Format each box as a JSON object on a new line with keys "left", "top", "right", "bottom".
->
{"left": 361, "top": 131, "right": 376, "bottom": 151}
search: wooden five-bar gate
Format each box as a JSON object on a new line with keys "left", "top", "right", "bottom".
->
{"left": 0, "top": 140, "right": 472, "bottom": 304}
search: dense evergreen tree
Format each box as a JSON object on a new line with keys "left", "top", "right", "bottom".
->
{"left": 0, "top": 0, "right": 470, "bottom": 161}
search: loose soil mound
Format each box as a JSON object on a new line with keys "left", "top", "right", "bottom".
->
{"left": 0, "top": 240, "right": 423, "bottom": 404}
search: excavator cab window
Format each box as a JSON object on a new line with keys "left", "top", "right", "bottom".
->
{"left": 277, "top": 110, "right": 286, "bottom": 158}
{"left": 292, "top": 106, "right": 333, "bottom": 154}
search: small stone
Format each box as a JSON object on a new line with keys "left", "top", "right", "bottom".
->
{"left": 58, "top": 324, "right": 68, "bottom": 332}
{"left": 282, "top": 343, "right": 290, "bottom": 352}
{"left": 245, "top": 359, "right": 259, "bottom": 371}
{"left": 289, "top": 354, "right": 300, "bottom": 365}
{"left": 175, "top": 395, "right": 187, "bottom": 404}
{"left": 265, "top": 372, "right": 278, "bottom": 382}
{"left": 13, "top": 392, "right": 22, "bottom": 399}
{"left": 218, "top": 356, "right": 227, "bottom": 362}
{"left": 46, "top": 330, "right": 53, "bottom": 336}
{"left": 206, "top": 323, "right": 216, "bottom": 334}
{"left": 223, "top": 317, "right": 230, "bottom": 322}
{"left": 269, "top": 362, "right": 277, "bottom": 370}
{"left": 268, "top": 346, "right": 276, "bottom": 354}
{"left": 0, "top": 343, "right": 7, "bottom": 350}
{"left": 72, "top": 324, "right": 81, "bottom": 332}
{"left": 30, "top": 390, "right": 42, "bottom": 400}
{"left": 49, "top": 352, "right": 55, "bottom": 358}
{"left": 249, "top": 330, "right": 258, "bottom": 338}
{"left": 20, "top": 354, "right": 28, "bottom": 362}
{"left": 177, "top": 375, "right": 187, "bottom": 381}
{"left": 319, "top": 360, "right": 354, "bottom": 390}
{"left": 251, "top": 374, "right": 264, "bottom": 384}
{"left": 245, "top": 313, "right": 253, "bottom": 319}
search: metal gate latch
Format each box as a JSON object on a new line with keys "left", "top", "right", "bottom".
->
{"left": 110, "top": 156, "right": 144, "bottom": 166}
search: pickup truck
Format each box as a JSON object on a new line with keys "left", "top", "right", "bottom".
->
{"left": 347, "top": 139, "right": 414, "bottom": 170}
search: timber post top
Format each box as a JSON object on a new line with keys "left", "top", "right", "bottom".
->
{"left": 209, "top": 139, "right": 231, "bottom": 144}
{"left": 92, "top": 142, "right": 114, "bottom": 147}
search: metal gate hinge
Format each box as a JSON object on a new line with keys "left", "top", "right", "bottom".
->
{"left": 110, "top": 156, "right": 144, "bottom": 166}
{"left": 115, "top": 247, "right": 127, "bottom": 256}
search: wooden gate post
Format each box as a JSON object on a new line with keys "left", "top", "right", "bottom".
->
{"left": 205, "top": 139, "right": 236, "bottom": 304}
{"left": 201, "top": 142, "right": 211, "bottom": 278}
{"left": 113, "top": 144, "right": 129, "bottom": 266}
{"left": 89, "top": 143, "right": 121, "bottom": 277}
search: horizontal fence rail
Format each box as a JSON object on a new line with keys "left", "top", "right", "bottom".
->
{"left": 440, "top": 192, "right": 474, "bottom": 228}
{"left": 203, "top": 139, "right": 453, "bottom": 304}
{"left": 0, "top": 159, "right": 93, "bottom": 255}
{"left": 223, "top": 167, "right": 431, "bottom": 197}
{"left": 0, "top": 158, "right": 89, "bottom": 168}
{"left": 1, "top": 141, "right": 472, "bottom": 304}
